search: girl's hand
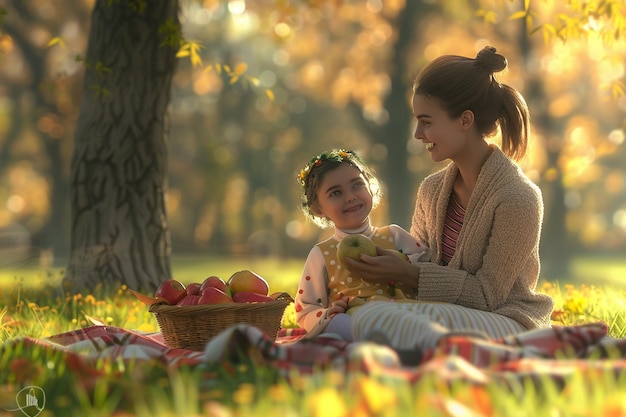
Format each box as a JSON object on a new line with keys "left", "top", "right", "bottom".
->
{"left": 327, "top": 295, "right": 348, "bottom": 318}
{"left": 343, "top": 246, "right": 420, "bottom": 288}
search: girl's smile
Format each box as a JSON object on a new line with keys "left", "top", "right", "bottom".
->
{"left": 344, "top": 203, "right": 364, "bottom": 213}
{"left": 314, "top": 163, "right": 373, "bottom": 230}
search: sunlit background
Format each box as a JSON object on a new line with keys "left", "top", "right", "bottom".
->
{"left": 0, "top": 0, "right": 624, "bottom": 282}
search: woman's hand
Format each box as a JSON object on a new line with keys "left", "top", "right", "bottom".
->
{"left": 327, "top": 295, "right": 349, "bottom": 318}
{"left": 343, "top": 246, "right": 420, "bottom": 289}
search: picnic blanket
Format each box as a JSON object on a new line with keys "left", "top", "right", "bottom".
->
{"left": 6, "top": 320, "right": 626, "bottom": 390}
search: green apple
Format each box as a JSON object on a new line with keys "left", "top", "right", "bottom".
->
{"left": 336, "top": 234, "right": 377, "bottom": 270}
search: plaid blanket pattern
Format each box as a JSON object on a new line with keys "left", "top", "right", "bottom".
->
{"left": 6, "top": 321, "right": 626, "bottom": 388}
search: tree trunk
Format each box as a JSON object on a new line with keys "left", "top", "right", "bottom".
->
{"left": 517, "top": 6, "right": 572, "bottom": 279}
{"left": 1, "top": 4, "right": 73, "bottom": 263}
{"left": 373, "top": 1, "right": 427, "bottom": 228}
{"left": 64, "top": 0, "right": 180, "bottom": 294}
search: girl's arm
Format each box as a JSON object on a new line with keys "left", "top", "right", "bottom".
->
{"left": 294, "top": 246, "right": 337, "bottom": 336}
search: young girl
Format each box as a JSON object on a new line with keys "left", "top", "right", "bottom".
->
{"left": 345, "top": 46, "right": 554, "bottom": 353}
{"left": 294, "top": 149, "right": 429, "bottom": 340}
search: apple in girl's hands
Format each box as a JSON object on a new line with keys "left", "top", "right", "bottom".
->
{"left": 154, "top": 279, "right": 187, "bottom": 305}
{"left": 337, "top": 234, "right": 377, "bottom": 269}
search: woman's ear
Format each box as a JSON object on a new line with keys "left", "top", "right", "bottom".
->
{"left": 460, "top": 110, "right": 475, "bottom": 130}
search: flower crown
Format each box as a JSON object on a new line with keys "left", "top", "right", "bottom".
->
{"left": 297, "top": 149, "right": 356, "bottom": 190}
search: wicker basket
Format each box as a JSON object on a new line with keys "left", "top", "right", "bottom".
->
{"left": 149, "top": 300, "right": 290, "bottom": 351}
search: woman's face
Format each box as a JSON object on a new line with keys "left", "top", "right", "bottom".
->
{"left": 313, "top": 163, "right": 373, "bottom": 230}
{"left": 412, "top": 94, "right": 469, "bottom": 163}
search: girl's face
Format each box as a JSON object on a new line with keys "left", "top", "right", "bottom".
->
{"left": 313, "top": 163, "right": 373, "bottom": 230}
{"left": 412, "top": 94, "right": 471, "bottom": 163}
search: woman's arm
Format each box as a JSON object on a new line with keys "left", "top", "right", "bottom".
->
{"left": 346, "top": 178, "right": 543, "bottom": 312}
{"left": 416, "top": 188, "right": 543, "bottom": 310}
{"left": 343, "top": 223, "right": 428, "bottom": 291}
{"left": 343, "top": 248, "right": 422, "bottom": 291}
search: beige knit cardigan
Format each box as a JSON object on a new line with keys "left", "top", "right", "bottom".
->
{"left": 410, "top": 145, "right": 554, "bottom": 329}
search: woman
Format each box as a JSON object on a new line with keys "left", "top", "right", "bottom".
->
{"left": 343, "top": 46, "right": 554, "bottom": 351}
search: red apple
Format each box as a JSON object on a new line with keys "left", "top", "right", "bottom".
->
{"left": 177, "top": 295, "right": 200, "bottom": 306}
{"left": 200, "top": 276, "right": 230, "bottom": 296}
{"left": 233, "top": 291, "right": 274, "bottom": 303}
{"left": 186, "top": 282, "right": 202, "bottom": 296}
{"left": 198, "top": 287, "right": 234, "bottom": 304}
{"left": 154, "top": 279, "right": 187, "bottom": 305}
{"left": 227, "top": 270, "right": 269, "bottom": 296}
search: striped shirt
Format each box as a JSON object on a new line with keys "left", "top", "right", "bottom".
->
{"left": 442, "top": 194, "right": 465, "bottom": 264}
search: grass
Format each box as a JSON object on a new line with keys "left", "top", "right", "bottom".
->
{"left": 1, "top": 255, "right": 626, "bottom": 416}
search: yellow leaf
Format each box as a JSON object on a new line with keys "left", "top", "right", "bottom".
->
{"left": 484, "top": 11, "right": 497, "bottom": 25}
{"left": 306, "top": 388, "right": 347, "bottom": 417}
{"left": 531, "top": 23, "right": 556, "bottom": 44}
{"left": 475, "top": 9, "right": 497, "bottom": 25}
{"left": 229, "top": 75, "right": 239, "bottom": 85}
{"left": 176, "top": 43, "right": 190, "bottom": 58}
{"left": 510, "top": 10, "right": 527, "bottom": 20}
{"left": 215, "top": 63, "right": 222, "bottom": 74}
{"left": 612, "top": 81, "right": 626, "bottom": 100}
{"left": 187, "top": 41, "right": 205, "bottom": 67}
{"left": 190, "top": 50, "right": 203, "bottom": 67}
{"left": 246, "top": 76, "right": 260, "bottom": 86}
{"left": 224, "top": 64, "right": 232, "bottom": 74}
{"left": 355, "top": 378, "right": 397, "bottom": 414}
{"left": 47, "top": 37, "right": 65, "bottom": 48}
{"left": 234, "top": 63, "right": 248, "bottom": 75}
{"left": 265, "top": 89, "right": 275, "bottom": 101}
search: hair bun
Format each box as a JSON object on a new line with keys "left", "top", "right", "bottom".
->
{"left": 475, "top": 46, "right": 507, "bottom": 73}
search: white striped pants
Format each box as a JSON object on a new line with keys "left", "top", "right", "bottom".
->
{"left": 351, "top": 301, "right": 526, "bottom": 350}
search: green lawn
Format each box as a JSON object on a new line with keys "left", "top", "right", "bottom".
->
{"left": 1, "top": 255, "right": 626, "bottom": 416}
{"left": 0, "top": 255, "right": 304, "bottom": 294}
{"left": 567, "top": 256, "right": 626, "bottom": 289}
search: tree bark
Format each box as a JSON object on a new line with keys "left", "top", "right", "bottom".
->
{"left": 353, "top": 1, "right": 428, "bottom": 229}
{"left": 1, "top": 3, "right": 73, "bottom": 262}
{"left": 517, "top": 5, "right": 572, "bottom": 279}
{"left": 380, "top": 0, "right": 424, "bottom": 229}
{"left": 64, "top": 0, "right": 179, "bottom": 294}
